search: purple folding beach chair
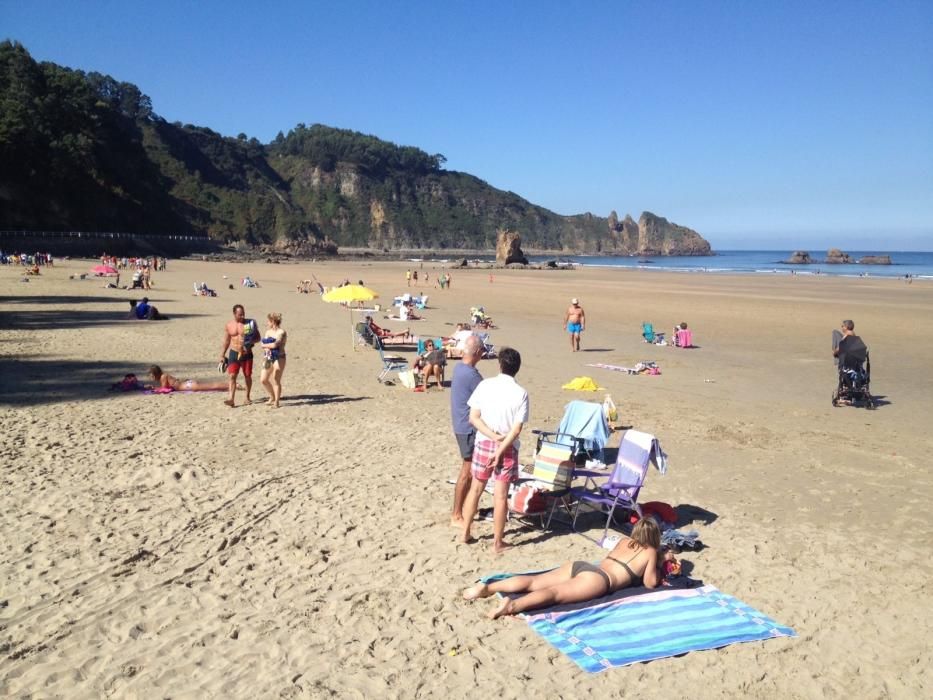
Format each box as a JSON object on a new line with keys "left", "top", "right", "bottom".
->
{"left": 570, "top": 430, "right": 666, "bottom": 544}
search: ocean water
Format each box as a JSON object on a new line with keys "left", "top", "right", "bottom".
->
{"left": 518, "top": 250, "right": 933, "bottom": 279}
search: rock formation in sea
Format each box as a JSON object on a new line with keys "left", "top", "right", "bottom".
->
{"left": 857, "top": 255, "right": 892, "bottom": 265}
{"left": 496, "top": 229, "right": 528, "bottom": 265}
{"left": 784, "top": 251, "right": 813, "bottom": 264}
{"left": 824, "top": 249, "right": 852, "bottom": 264}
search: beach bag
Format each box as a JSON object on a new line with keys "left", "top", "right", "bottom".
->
{"left": 509, "top": 484, "right": 547, "bottom": 514}
{"left": 398, "top": 369, "right": 416, "bottom": 389}
{"left": 603, "top": 394, "right": 618, "bottom": 423}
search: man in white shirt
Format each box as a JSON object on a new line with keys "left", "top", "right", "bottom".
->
{"left": 460, "top": 347, "right": 529, "bottom": 553}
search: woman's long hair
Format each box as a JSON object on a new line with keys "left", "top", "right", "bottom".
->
{"left": 629, "top": 516, "right": 661, "bottom": 550}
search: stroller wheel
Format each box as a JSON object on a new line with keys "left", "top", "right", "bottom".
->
{"left": 831, "top": 393, "right": 839, "bottom": 407}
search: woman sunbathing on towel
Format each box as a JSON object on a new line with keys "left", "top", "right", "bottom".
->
{"left": 462, "top": 517, "right": 662, "bottom": 619}
{"left": 148, "top": 365, "right": 231, "bottom": 392}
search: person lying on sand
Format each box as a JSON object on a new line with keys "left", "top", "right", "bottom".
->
{"left": 367, "top": 317, "right": 414, "bottom": 340}
{"left": 148, "top": 365, "right": 232, "bottom": 392}
{"left": 462, "top": 518, "right": 661, "bottom": 619}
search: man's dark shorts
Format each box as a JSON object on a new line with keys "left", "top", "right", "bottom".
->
{"left": 228, "top": 349, "right": 254, "bottom": 377}
{"left": 455, "top": 431, "right": 476, "bottom": 460}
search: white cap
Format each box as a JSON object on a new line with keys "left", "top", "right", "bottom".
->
{"left": 571, "top": 298, "right": 579, "bottom": 305}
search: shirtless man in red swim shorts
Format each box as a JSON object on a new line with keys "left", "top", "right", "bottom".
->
{"left": 221, "top": 304, "right": 260, "bottom": 407}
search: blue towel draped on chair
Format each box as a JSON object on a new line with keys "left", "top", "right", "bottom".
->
{"left": 556, "top": 400, "right": 610, "bottom": 462}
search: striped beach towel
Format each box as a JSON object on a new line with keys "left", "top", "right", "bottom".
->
{"left": 486, "top": 580, "right": 795, "bottom": 673}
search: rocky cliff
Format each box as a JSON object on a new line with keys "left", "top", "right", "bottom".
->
{"left": 633, "top": 212, "right": 711, "bottom": 255}
{"left": 0, "top": 42, "right": 714, "bottom": 257}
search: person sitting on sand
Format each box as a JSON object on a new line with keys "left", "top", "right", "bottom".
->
{"left": 471, "top": 307, "right": 494, "bottom": 329}
{"left": 128, "top": 298, "right": 167, "bottom": 320}
{"left": 462, "top": 517, "right": 662, "bottom": 619}
{"left": 673, "top": 322, "right": 693, "bottom": 348}
{"left": 148, "top": 365, "right": 230, "bottom": 392}
{"left": 399, "top": 301, "right": 422, "bottom": 321}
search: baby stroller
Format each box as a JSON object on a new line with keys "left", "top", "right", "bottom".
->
{"left": 832, "top": 334, "right": 874, "bottom": 408}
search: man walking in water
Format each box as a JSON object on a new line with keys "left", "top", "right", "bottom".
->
{"left": 565, "top": 298, "right": 585, "bottom": 352}
{"left": 221, "top": 304, "right": 260, "bottom": 407}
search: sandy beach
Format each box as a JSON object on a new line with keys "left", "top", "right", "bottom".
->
{"left": 1, "top": 258, "right": 931, "bottom": 698}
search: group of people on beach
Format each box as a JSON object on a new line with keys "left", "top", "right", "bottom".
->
{"left": 220, "top": 304, "right": 287, "bottom": 408}
{"left": 144, "top": 303, "right": 289, "bottom": 406}
{"left": 446, "top": 333, "right": 669, "bottom": 618}
{"left": 113, "top": 265, "right": 671, "bottom": 620}
{"left": 145, "top": 304, "right": 286, "bottom": 405}
{"left": 406, "top": 268, "right": 452, "bottom": 288}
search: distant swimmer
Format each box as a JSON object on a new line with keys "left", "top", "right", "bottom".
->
{"left": 565, "top": 298, "right": 586, "bottom": 352}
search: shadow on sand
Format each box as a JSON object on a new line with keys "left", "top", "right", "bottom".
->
{"left": 286, "top": 393, "right": 371, "bottom": 407}
{"left": 674, "top": 504, "right": 718, "bottom": 528}
{"left": 0, "top": 294, "right": 169, "bottom": 306}
{"left": 0, "top": 307, "right": 203, "bottom": 331}
{"left": 0, "top": 357, "right": 150, "bottom": 406}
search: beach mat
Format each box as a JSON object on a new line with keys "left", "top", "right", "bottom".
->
{"left": 481, "top": 576, "right": 795, "bottom": 673}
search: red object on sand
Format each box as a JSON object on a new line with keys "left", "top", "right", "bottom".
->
{"left": 637, "top": 501, "right": 678, "bottom": 524}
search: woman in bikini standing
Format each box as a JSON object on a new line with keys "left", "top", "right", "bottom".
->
{"left": 462, "top": 517, "right": 662, "bottom": 619}
{"left": 259, "top": 312, "right": 287, "bottom": 408}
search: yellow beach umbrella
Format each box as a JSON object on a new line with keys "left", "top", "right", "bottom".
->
{"left": 322, "top": 284, "right": 379, "bottom": 304}
{"left": 322, "top": 284, "right": 380, "bottom": 347}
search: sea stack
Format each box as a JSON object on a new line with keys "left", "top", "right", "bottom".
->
{"left": 824, "top": 249, "right": 852, "bottom": 264}
{"left": 496, "top": 228, "right": 528, "bottom": 265}
{"left": 785, "top": 251, "right": 813, "bottom": 264}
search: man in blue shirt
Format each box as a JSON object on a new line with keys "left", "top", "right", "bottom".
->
{"left": 134, "top": 297, "right": 152, "bottom": 320}
{"left": 449, "top": 334, "right": 484, "bottom": 527}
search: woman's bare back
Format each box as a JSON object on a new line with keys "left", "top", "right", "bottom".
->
{"left": 600, "top": 538, "right": 658, "bottom": 589}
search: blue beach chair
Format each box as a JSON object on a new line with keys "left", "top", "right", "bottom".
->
{"left": 373, "top": 337, "right": 409, "bottom": 383}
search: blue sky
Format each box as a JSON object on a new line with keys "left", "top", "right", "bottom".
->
{"left": 3, "top": 1, "right": 931, "bottom": 249}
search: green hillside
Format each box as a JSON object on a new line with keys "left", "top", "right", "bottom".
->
{"left": 0, "top": 41, "right": 710, "bottom": 255}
